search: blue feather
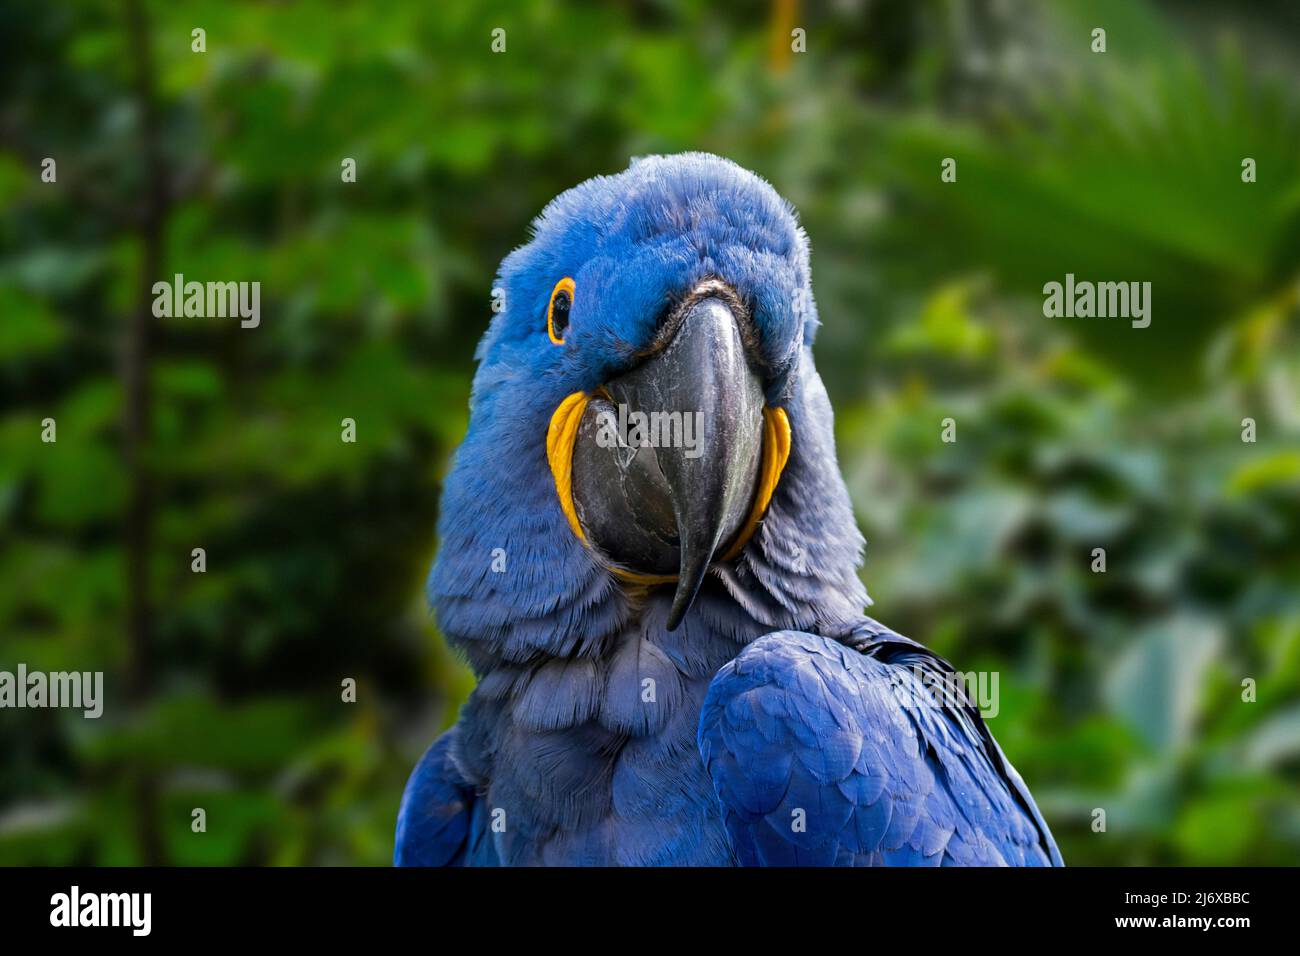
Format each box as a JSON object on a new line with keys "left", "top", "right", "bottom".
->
{"left": 395, "top": 153, "right": 1060, "bottom": 867}
{"left": 698, "top": 629, "right": 1061, "bottom": 866}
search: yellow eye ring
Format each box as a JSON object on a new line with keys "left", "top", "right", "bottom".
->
{"left": 547, "top": 277, "right": 575, "bottom": 345}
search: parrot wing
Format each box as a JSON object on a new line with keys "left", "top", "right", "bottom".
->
{"left": 394, "top": 726, "right": 492, "bottom": 866}
{"left": 697, "top": 622, "right": 1062, "bottom": 866}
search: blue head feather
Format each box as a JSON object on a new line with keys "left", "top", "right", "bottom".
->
{"left": 430, "top": 153, "right": 868, "bottom": 671}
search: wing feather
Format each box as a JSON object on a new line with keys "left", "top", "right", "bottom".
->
{"left": 394, "top": 728, "right": 479, "bottom": 867}
{"left": 698, "top": 625, "right": 1062, "bottom": 866}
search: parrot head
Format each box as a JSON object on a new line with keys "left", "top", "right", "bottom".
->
{"left": 431, "top": 153, "right": 866, "bottom": 665}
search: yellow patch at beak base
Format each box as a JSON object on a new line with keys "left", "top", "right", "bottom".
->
{"left": 721, "top": 406, "right": 791, "bottom": 561}
{"left": 545, "top": 391, "right": 590, "bottom": 544}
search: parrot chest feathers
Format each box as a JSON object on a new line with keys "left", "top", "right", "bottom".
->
{"left": 462, "top": 639, "right": 738, "bottom": 866}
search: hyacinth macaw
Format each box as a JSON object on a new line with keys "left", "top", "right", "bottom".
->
{"left": 395, "top": 153, "right": 1062, "bottom": 867}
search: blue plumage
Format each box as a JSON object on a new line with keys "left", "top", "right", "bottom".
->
{"left": 396, "top": 153, "right": 1061, "bottom": 866}
{"left": 700, "top": 624, "right": 1060, "bottom": 865}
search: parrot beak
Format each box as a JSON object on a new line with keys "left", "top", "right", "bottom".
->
{"left": 571, "top": 286, "right": 766, "bottom": 630}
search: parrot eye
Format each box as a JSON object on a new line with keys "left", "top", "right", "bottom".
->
{"left": 547, "top": 278, "right": 574, "bottom": 344}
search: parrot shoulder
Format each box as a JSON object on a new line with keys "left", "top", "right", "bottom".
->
{"left": 697, "top": 623, "right": 1062, "bottom": 866}
{"left": 394, "top": 726, "right": 480, "bottom": 866}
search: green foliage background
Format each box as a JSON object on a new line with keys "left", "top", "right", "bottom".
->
{"left": 2, "top": 0, "right": 1298, "bottom": 865}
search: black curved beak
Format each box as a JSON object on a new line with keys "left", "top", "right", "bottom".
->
{"left": 571, "top": 292, "right": 765, "bottom": 630}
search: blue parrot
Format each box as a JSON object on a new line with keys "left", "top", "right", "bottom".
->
{"left": 395, "top": 153, "right": 1062, "bottom": 867}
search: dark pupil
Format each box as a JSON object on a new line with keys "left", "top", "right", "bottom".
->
{"left": 552, "top": 291, "right": 571, "bottom": 332}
